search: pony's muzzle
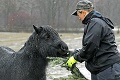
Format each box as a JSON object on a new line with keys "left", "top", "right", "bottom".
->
{"left": 57, "top": 41, "right": 68, "bottom": 54}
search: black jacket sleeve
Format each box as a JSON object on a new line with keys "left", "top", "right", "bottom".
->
{"left": 74, "top": 19, "right": 103, "bottom": 62}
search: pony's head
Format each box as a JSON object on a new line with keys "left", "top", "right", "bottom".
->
{"left": 27, "top": 25, "right": 68, "bottom": 58}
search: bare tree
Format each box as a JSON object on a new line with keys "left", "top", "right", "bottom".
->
{"left": 0, "top": 0, "right": 120, "bottom": 32}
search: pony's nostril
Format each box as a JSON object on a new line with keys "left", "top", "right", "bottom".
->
{"left": 61, "top": 46, "right": 65, "bottom": 50}
{"left": 61, "top": 45, "right": 68, "bottom": 51}
{"left": 57, "top": 42, "right": 68, "bottom": 51}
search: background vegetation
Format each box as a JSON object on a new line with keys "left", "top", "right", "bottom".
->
{"left": 0, "top": 0, "right": 120, "bottom": 32}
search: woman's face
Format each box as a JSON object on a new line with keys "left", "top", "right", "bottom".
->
{"left": 77, "top": 10, "right": 89, "bottom": 21}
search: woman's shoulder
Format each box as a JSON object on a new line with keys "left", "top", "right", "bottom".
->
{"left": 90, "top": 17, "right": 106, "bottom": 27}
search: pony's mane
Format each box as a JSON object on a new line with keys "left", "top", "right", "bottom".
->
{"left": 41, "top": 25, "right": 59, "bottom": 36}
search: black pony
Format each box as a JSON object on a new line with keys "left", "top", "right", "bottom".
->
{"left": 0, "top": 25, "right": 68, "bottom": 80}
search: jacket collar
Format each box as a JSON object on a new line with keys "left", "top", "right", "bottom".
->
{"left": 82, "top": 10, "right": 102, "bottom": 24}
{"left": 82, "top": 10, "right": 94, "bottom": 24}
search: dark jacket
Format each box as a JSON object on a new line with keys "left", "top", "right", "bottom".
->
{"left": 74, "top": 10, "right": 120, "bottom": 74}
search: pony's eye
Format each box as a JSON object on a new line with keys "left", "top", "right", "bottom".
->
{"left": 45, "top": 34, "right": 50, "bottom": 39}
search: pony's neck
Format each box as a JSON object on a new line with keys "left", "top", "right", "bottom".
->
{"left": 18, "top": 41, "right": 47, "bottom": 60}
{"left": 15, "top": 42, "right": 48, "bottom": 80}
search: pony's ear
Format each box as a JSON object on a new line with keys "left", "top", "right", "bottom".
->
{"left": 33, "top": 25, "right": 43, "bottom": 34}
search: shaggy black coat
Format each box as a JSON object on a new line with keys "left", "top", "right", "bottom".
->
{"left": 0, "top": 25, "right": 68, "bottom": 80}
